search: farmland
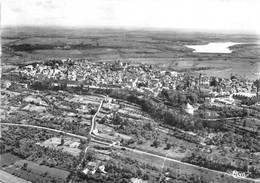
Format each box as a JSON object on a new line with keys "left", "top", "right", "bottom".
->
{"left": 2, "top": 27, "right": 260, "bottom": 80}
{"left": 0, "top": 170, "right": 30, "bottom": 183}
{"left": 0, "top": 125, "right": 80, "bottom": 182}
{"left": 1, "top": 153, "right": 21, "bottom": 167}
{"left": 4, "top": 160, "right": 70, "bottom": 181}
{"left": 38, "top": 137, "right": 81, "bottom": 156}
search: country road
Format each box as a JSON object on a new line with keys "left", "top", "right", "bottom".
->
{"left": 90, "top": 99, "right": 104, "bottom": 135}
{"left": 2, "top": 122, "right": 260, "bottom": 182}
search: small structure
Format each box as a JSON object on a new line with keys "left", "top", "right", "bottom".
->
{"left": 215, "top": 97, "right": 234, "bottom": 105}
{"left": 205, "top": 97, "right": 215, "bottom": 103}
{"left": 105, "top": 97, "right": 112, "bottom": 103}
{"left": 82, "top": 168, "right": 90, "bottom": 174}
{"left": 183, "top": 103, "right": 194, "bottom": 115}
{"left": 24, "top": 65, "right": 34, "bottom": 71}
{"left": 98, "top": 165, "right": 107, "bottom": 174}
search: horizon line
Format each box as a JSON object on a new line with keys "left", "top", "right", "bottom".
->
{"left": 2, "top": 25, "right": 259, "bottom": 35}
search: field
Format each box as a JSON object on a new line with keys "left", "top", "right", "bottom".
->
{"left": 64, "top": 94, "right": 102, "bottom": 106}
{"left": 2, "top": 26, "right": 260, "bottom": 80}
{"left": 95, "top": 122, "right": 132, "bottom": 140}
{"left": 120, "top": 149, "right": 255, "bottom": 183}
{"left": 39, "top": 137, "right": 81, "bottom": 156}
{"left": 4, "top": 160, "right": 70, "bottom": 182}
{"left": 96, "top": 97, "right": 197, "bottom": 160}
{"left": 133, "top": 131, "right": 197, "bottom": 161}
{"left": 15, "top": 160, "right": 70, "bottom": 179}
{"left": 0, "top": 170, "right": 30, "bottom": 183}
{"left": 0, "top": 153, "right": 21, "bottom": 167}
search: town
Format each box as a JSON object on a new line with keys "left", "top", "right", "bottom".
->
{"left": 10, "top": 58, "right": 259, "bottom": 99}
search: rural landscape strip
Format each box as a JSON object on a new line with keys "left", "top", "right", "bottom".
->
{"left": 2, "top": 122, "right": 260, "bottom": 182}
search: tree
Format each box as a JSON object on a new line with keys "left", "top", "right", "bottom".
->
{"left": 137, "top": 168, "right": 143, "bottom": 177}
{"left": 210, "top": 77, "right": 218, "bottom": 87}
{"left": 0, "top": 141, "right": 5, "bottom": 154}
{"left": 43, "top": 171, "right": 49, "bottom": 177}
{"left": 114, "top": 114, "right": 123, "bottom": 125}
{"left": 164, "top": 137, "right": 169, "bottom": 144}
{"left": 80, "top": 138, "right": 85, "bottom": 144}
{"left": 243, "top": 119, "right": 247, "bottom": 127}
{"left": 120, "top": 178, "right": 131, "bottom": 183}
{"left": 166, "top": 143, "right": 171, "bottom": 150}
{"left": 86, "top": 150, "right": 96, "bottom": 161}
{"left": 58, "top": 138, "right": 65, "bottom": 146}
{"left": 22, "top": 162, "right": 28, "bottom": 170}
{"left": 253, "top": 79, "right": 260, "bottom": 93}
{"left": 194, "top": 120, "right": 203, "bottom": 130}
{"left": 152, "top": 140, "right": 161, "bottom": 148}
{"left": 187, "top": 92, "right": 198, "bottom": 104}
{"left": 243, "top": 108, "right": 250, "bottom": 117}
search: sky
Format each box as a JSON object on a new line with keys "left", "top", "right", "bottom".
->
{"left": 2, "top": 0, "right": 260, "bottom": 33}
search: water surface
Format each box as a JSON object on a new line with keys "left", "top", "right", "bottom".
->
{"left": 185, "top": 42, "right": 242, "bottom": 53}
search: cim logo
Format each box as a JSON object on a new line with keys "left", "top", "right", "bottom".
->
{"left": 229, "top": 170, "right": 251, "bottom": 179}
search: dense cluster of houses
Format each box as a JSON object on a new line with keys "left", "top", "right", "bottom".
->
{"left": 12, "top": 58, "right": 258, "bottom": 100}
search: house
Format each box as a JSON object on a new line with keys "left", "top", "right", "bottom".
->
{"left": 205, "top": 97, "right": 215, "bottom": 103}
{"left": 98, "top": 165, "right": 107, "bottom": 174}
{"left": 170, "top": 71, "right": 178, "bottom": 77}
{"left": 183, "top": 103, "right": 194, "bottom": 115}
{"left": 160, "top": 70, "right": 166, "bottom": 75}
{"left": 82, "top": 168, "right": 89, "bottom": 174}
{"left": 64, "top": 45, "right": 71, "bottom": 50}
{"left": 87, "top": 161, "right": 100, "bottom": 174}
{"left": 24, "top": 65, "right": 34, "bottom": 71}
{"left": 215, "top": 97, "right": 234, "bottom": 105}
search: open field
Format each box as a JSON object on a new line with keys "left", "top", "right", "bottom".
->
{"left": 0, "top": 153, "right": 21, "bottom": 167}
{"left": 0, "top": 170, "right": 30, "bottom": 183}
{"left": 95, "top": 122, "right": 132, "bottom": 140}
{"left": 133, "top": 132, "right": 197, "bottom": 161}
{"left": 39, "top": 137, "right": 81, "bottom": 156}
{"left": 2, "top": 27, "right": 260, "bottom": 80}
{"left": 64, "top": 94, "right": 102, "bottom": 106}
{"left": 120, "top": 149, "right": 255, "bottom": 183}
{"left": 14, "top": 160, "right": 70, "bottom": 179}
{"left": 4, "top": 160, "right": 70, "bottom": 182}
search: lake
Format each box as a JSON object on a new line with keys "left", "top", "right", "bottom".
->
{"left": 185, "top": 42, "right": 242, "bottom": 53}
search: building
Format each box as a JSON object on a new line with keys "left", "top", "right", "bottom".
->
{"left": 215, "top": 97, "right": 234, "bottom": 105}
{"left": 183, "top": 103, "right": 194, "bottom": 115}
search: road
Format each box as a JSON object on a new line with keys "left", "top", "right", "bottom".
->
{"left": 90, "top": 99, "right": 104, "bottom": 135}
{"left": 2, "top": 122, "right": 260, "bottom": 182}
{"left": 68, "top": 98, "right": 104, "bottom": 183}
